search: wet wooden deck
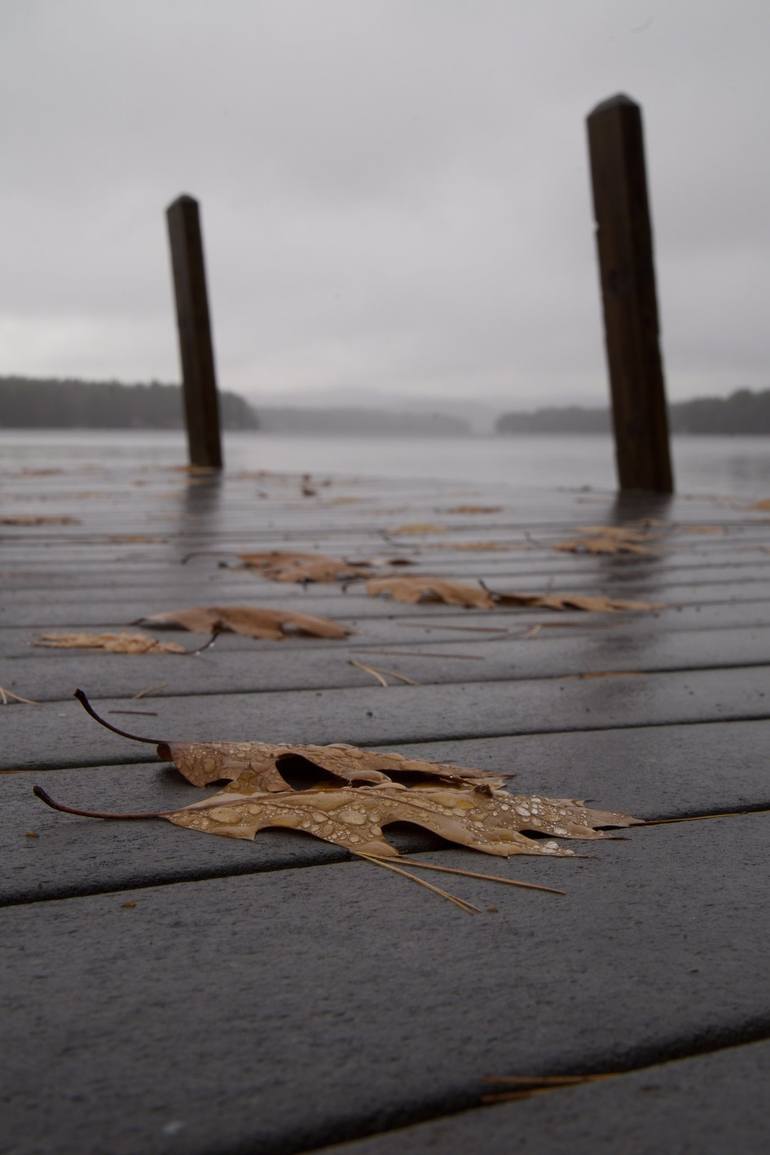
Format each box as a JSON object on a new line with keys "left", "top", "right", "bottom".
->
{"left": 2, "top": 463, "right": 770, "bottom": 1154}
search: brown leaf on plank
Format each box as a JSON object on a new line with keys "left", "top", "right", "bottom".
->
{"left": 159, "top": 741, "right": 502, "bottom": 791}
{"left": 1, "top": 515, "right": 81, "bottom": 526}
{"left": 137, "top": 605, "right": 351, "bottom": 640}
{"left": 68, "top": 692, "right": 505, "bottom": 791}
{"left": 445, "top": 505, "right": 503, "bottom": 514}
{"left": 554, "top": 525, "right": 657, "bottom": 555}
{"left": 438, "top": 540, "right": 528, "bottom": 552}
{"left": 367, "top": 576, "right": 495, "bottom": 608}
{"left": 389, "top": 522, "right": 447, "bottom": 535}
{"left": 33, "top": 631, "right": 186, "bottom": 654}
{"left": 166, "top": 781, "right": 639, "bottom": 858}
{"left": 492, "top": 591, "right": 662, "bottom": 613}
{"left": 751, "top": 499, "right": 770, "bottom": 511}
{"left": 238, "top": 550, "right": 372, "bottom": 583}
{"left": 366, "top": 576, "right": 660, "bottom": 613}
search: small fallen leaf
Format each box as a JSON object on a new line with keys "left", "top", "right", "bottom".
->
{"left": 106, "top": 534, "right": 166, "bottom": 544}
{"left": 445, "top": 505, "right": 503, "bottom": 515}
{"left": 1, "top": 515, "right": 81, "bottom": 526}
{"left": 137, "top": 605, "right": 352, "bottom": 641}
{"left": 33, "top": 632, "right": 187, "bottom": 654}
{"left": 70, "top": 690, "right": 507, "bottom": 791}
{"left": 751, "top": 499, "right": 770, "bottom": 511}
{"left": 121, "top": 900, "right": 137, "bottom": 909}
{"left": 389, "top": 523, "right": 447, "bottom": 535}
{"left": 25, "top": 831, "right": 39, "bottom": 839}
{"left": 367, "top": 576, "right": 495, "bottom": 608}
{"left": 492, "top": 591, "right": 662, "bottom": 613}
{"left": 239, "top": 551, "right": 372, "bottom": 583}
{"left": 554, "top": 525, "right": 656, "bottom": 555}
{"left": 435, "top": 540, "right": 526, "bottom": 552}
{"left": 367, "top": 576, "right": 661, "bottom": 613}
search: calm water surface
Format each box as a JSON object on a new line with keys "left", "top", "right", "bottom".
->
{"left": 2, "top": 430, "right": 769, "bottom": 498}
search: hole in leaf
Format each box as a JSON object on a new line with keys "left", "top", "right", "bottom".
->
{"left": 274, "top": 754, "right": 343, "bottom": 791}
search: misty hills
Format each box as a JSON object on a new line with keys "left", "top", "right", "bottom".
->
{"left": 0, "top": 376, "right": 469, "bottom": 436}
{"left": 496, "top": 388, "right": 770, "bottom": 435}
{"left": 255, "top": 405, "right": 469, "bottom": 436}
{"left": 0, "top": 376, "right": 259, "bottom": 430}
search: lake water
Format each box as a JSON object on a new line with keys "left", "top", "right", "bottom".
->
{"left": 2, "top": 429, "right": 769, "bottom": 498}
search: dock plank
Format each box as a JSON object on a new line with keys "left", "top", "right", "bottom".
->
{"left": 2, "top": 816, "right": 769, "bottom": 1155}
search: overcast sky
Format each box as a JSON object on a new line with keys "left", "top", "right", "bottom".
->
{"left": 1, "top": 0, "right": 768, "bottom": 410}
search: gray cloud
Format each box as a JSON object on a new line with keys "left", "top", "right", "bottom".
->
{"left": 1, "top": 0, "right": 768, "bottom": 406}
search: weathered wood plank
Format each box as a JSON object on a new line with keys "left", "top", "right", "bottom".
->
{"left": 4, "top": 624, "right": 770, "bottom": 702}
{"left": 2, "top": 816, "right": 768, "bottom": 1154}
{"left": 315, "top": 1039, "right": 770, "bottom": 1155}
{"left": 3, "top": 666, "right": 770, "bottom": 772}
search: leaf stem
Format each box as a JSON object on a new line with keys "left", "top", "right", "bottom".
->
{"left": 33, "top": 785, "right": 169, "bottom": 820}
{"left": 74, "top": 688, "right": 162, "bottom": 745}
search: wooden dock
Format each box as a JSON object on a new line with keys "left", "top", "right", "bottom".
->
{"left": 2, "top": 462, "right": 770, "bottom": 1154}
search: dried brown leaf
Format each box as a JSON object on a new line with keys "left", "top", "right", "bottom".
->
{"left": 33, "top": 631, "right": 186, "bottom": 654}
{"left": 167, "top": 779, "right": 640, "bottom": 859}
{"left": 439, "top": 540, "right": 527, "bottom": 552}
{"left": 156, "top": 739, "right": 502, "bottom": 791}
{"left": 554, "top": 525, "right": 656, "bottom": 555}
{"left": 366, "top": 576, "right": 659, "bottom": 613}
{"left": 138, "top": 605, "right": 351, "bottom": 640}
{"left": 751, "top": 499, "right": 770, "bottom": 511}
{"left": 492, "top": 591, "right": 662, "bottom": 613}
{"left": 1, "top": 515, "right": 81, "bottom": 526}
{"left": 445, "top": 505, "right": 503, "bottom": 514}
{"left": 389, "top": 522, "right": 447, "bottom": 535}
{"left": 366, "top": 576, "right": 495, "bottom": 608}
{"left": 239, "top": 550, "right": 372, "bottom": 583}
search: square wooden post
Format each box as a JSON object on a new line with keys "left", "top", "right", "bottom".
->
{"left": 587, "top": 95, "right": 673, "bottom": 493}
{"left": 166, "top": 194, "right": 223, "bottom": 469}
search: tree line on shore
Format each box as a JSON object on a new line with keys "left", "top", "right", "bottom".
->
{"left": 0, "top": 376, "right": 259, "bottom": 430}
{"left": 496, "top": 388, "right": 770, "bottom": 435}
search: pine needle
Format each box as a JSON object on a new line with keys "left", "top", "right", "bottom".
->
{"left": 355, "top": 852, "right": 481, "bottom": 914}
{"left": 0, "top": 687, "right": 39, "bottom": 705}
{"left": 349, "top": 659, "right": 388, "bottom": 687}
{"left": 349, "top": 658, "right": 419, "bottom": 687}
{"left": 131, "top": 683, "right": 167, "bottom": 700}
{"left": 371, "top": 855, "right": 566, "bottom": 896}
{"left": 644, "top": 807, "right": 770, "bottom": 826}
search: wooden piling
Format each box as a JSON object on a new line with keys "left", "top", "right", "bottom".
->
{"left": 166, "top": 195, "right": 223, "bottom": 469}
{"left": 587, "top": 95, "right": 673, "bottom": 493}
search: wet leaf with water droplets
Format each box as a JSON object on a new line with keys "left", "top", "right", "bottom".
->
{"left": 166, "top": 780, "right": 641, "bottom": 858}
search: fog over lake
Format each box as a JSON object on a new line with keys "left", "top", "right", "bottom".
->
{"left": 2, "top": 430, "right": 769, "bottom": 499}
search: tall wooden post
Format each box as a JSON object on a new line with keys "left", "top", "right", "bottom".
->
{"left": 587, "top": 95, "right": 673, "bottom": 493}
{"left": 166, "top": 194, "right": 223, "bottom": 469}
